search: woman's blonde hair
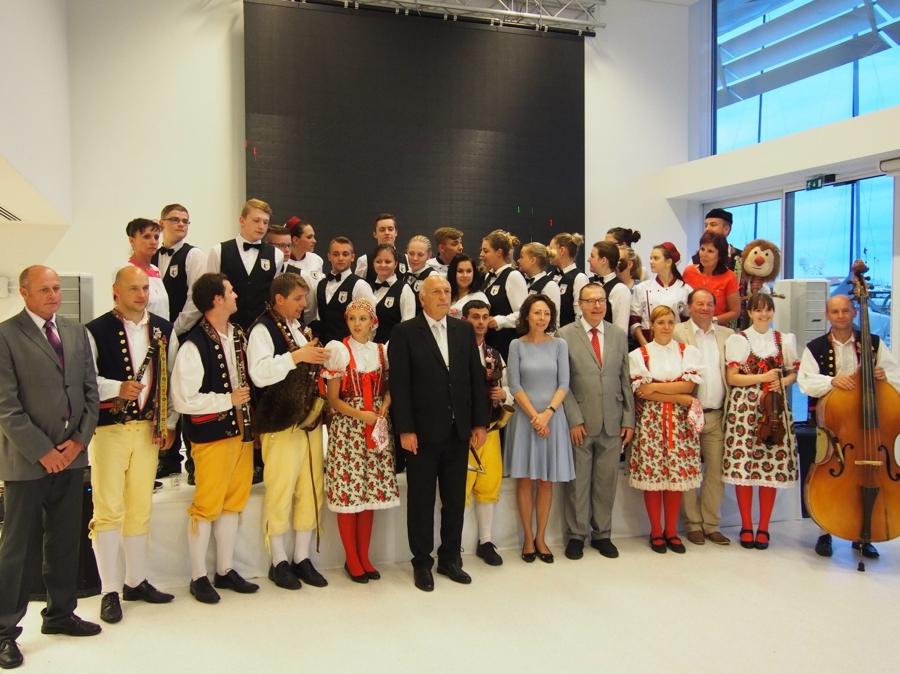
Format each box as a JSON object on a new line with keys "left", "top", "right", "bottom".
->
{"left": 483, "top": 229, "right": 521, "bottom": 262}
{"left": 520, "top": 242, "right": 550, "bottom": 270}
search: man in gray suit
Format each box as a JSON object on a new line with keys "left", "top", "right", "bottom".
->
{"left": 673, "top": 288, "right": 733, "bottom": 545}
{"left": 0, "top": 266, "right": 102, "bottom": 669}
{"left": 560, "top": 283, "right": 634, "bottom": 560}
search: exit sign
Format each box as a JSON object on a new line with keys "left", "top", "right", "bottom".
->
{"left": 806, "top": 174, "right": 836, "bottom": 190}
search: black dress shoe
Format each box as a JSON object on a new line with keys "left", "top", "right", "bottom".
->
{"left": 153, "top": 480, "right": 163, "bottom": 492}
{"left": 123, "top": 579, "right": 174, "bottom": 603}
{"left": 293, "top": 559, "right": 328, "bottom": 587}
{"left": 565, "top": 539, "right": 584, "bottom": 560}
{"left": 436, "top": 561, "right": 472, "bottom": 584}
{"left": 187, "top": 473, "right": 196, "bottom": 486}
{"left": 40, "top": 612, "right": 102, "bottom": 637}
{"left": 649, "top": 536, "right": 667, "bottom": 554}
{"left": 365, "top": 569, "right": 381, "bottom": 581}
{"left": 190, "top": 576, "right": 220, "bottom": 604}
{"left": 591, "top": 538, "right": 620, "bottom": 558}
{"left": 269, "top": 561, "right": 301, "bottom": 590}
{"left": 476, "top": 541, "right": 503, "bottom": 566}
{"left": 852, "top": 540, "right": 880, "bottom": 559}
{"left": 413, "top": 567, "right": 434, "bottom": 591}
{"left": 521, "top": 545, "right": 537, "bottom": 563}
{"left": 156, "top": 463, "right": 181, "bottom": 479}
{"left": 344, "top": 563, "right": 369, "bottom": 584}
{"left": 214, "top": 569, "right": 260, "bottom": 594}
{"left": 99, "top": 592, "right": 122, "bottom": 624}
{"left": 534, "top": 540, "right": 554, "bottom": 564}
{"left": 666, "top": 536, "right": 686, "bottom": 554}
{"left": 252, "top": 465, "right": 264, "bottom": 484}
{"left": 814, "top": 533, "right": 833, "bottom": 557}
{"left": 0, "top": 639, "right": 23, "bottom": 669}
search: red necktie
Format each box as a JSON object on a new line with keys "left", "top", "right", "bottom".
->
{"left": 590, "top": 327, "right": 602, "bottom": 367}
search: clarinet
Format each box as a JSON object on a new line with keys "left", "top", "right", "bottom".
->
{"left": 114, "top": 340, "right": 157, "bottom": 424}
{"left": 232, "top": 327, "right": 254, "bottom": 441}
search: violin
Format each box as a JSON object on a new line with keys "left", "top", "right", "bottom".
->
{"left": 756, "top": 369, "right": 787, "bottom": 447}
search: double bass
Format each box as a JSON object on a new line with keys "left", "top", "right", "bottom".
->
{"left": 805, "top": 261, "right": 900, "bottom": 571}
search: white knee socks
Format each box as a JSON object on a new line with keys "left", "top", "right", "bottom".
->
{"left": 475, "top": 502, "right": 495, "bottom": 545}
{"left": 213, "top": 512, "right": 240, "bottom": 576}
{"left": 122, "top": 534, "right": 148, "bottom": 588}
{"left": 188, "top": 520, "right": 212, "bottom": 581}
{"left": 293, "top": 529, "right": 313, "bottom": 563}
{"left": 269, "top": 534, "right": 288, "bottom": 566}
{"left": 92, "top": 529, "right": 122, "bottom": 595}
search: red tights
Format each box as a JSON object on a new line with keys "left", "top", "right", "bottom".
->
{"left": 336, "top": 511, "right": 376, "bottom": 576}
{"left": 735, "top": 485, "right": 777, "bottom": 542}
{"left": 643, "top": 490, "right": 682, "bottom": 539}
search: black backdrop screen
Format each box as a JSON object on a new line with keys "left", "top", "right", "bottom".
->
{"left": 244, "top": 0, "right": 584, "bottom": 255}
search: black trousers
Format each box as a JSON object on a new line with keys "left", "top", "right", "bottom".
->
{"left": 0, "top": 469, "right": 82, "bottom": 639}
{"left": 405, "top": 435, "right": 468, "bottom": 569}
{"left": 158, "top": 417, "right": 193, "bottom": 476}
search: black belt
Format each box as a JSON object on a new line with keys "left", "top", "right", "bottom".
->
{"left": 703, "top": 408, "right": 722, "bottom": 413}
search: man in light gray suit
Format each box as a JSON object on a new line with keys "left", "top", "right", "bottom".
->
{"left": 673, "top": 288, "right": 733, "bottom": 546}
{"left": 0, "top": 266, "right": 102, "bottom": 669}
{"left": 560, "top": 283, "right": 634, "bottom": 560}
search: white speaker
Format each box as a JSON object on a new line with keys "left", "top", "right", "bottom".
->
{"left": 773, "top": 279, "right": 828, "bottom": 354}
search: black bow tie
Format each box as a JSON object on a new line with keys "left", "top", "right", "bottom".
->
{"left": 589, "top": 275, "right": 602, "bottom": 283}
{"left": 526, "top": 277, "right": 535, "bottom": 288}
{"left": 373, "top": 281, "right": 390, "bottom": 290}
{"left": 243, "top": 242, "right": 262, "bottom": 251}
{"left": 485, "top": 272, "right": 497, "bottom": 282}
{"left": 158, "top": 246, "right": 176, "bottom": 256}
{"left": 327, "top": 273, "right": 343, "bottom": 283}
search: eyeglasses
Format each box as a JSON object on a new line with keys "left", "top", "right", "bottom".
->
{"left": 164, "top": 217, "right": 190, "bottom": 225}
{"left": 579, "top": 298, "right": 607, "bottom": 305}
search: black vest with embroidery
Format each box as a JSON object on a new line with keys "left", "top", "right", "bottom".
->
{"left": 484, "top": 267, "right": 516, "bottom": 359}
{"left": 374, "top": 280, "right": 405, "bottom": 344}
{"left": 315, "top": 273, "right": 363, "bottom": 344}
{"left": 219, "top": 239, "right": 277, "bottom": 331}
{"left": 152, "top": 243, "right": 195, "bottom": 321}
{"left": 805, "top": 331, "right": 879, "bottom": 418}
{"left": 182, "top": 322, "right": 245, "bottom": 443}
{"left": 558, "top": 267, "right": 580, "bottom": 327}
{"left": 601, "top": 275, "right": 624, "bottom": 326}
{"left": 86, "top": 311, "right": 174, "bottom": 427}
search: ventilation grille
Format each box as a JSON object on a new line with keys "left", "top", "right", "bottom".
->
{"left": 0, "top": 205, "right": 20, "bottom": 221}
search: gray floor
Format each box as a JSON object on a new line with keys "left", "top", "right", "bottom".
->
{"left": 11, "top": 518, "right": 900, "bottom": 674}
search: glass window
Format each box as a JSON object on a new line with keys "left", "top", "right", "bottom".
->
{"left": 707, "top": 198, "right": 783, "bottom": 251}
{"left": 714, "top": 0, "right": 900, "bottom": 153}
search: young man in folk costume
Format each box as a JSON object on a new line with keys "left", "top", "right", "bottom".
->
{"left": 797, "top": 294, "right": 900, "bottom": 560}
{"left": 311, "top": 236, "right": 375, "bottom": 345}
{"left": 172, "top": 273, "right": 259, "bottom": 604}
{"left": 85, "top": 266, "right": 179, "bottom": 624}
{"left": 247, "top": 273, "right": 330, "bottom": 590}
{"left": 460, "top": 299, "right": 513, "bottom": 566}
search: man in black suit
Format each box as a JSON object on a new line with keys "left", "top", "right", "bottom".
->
{"left": 389, "top": 275, "right": 488, "bottom": 592}
{"left": 0, "top": 266, "right": 102, "bottom": 669}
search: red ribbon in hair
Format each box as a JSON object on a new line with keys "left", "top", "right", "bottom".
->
{"left": 658, "top": 242, "right": 681, "bottom": 264}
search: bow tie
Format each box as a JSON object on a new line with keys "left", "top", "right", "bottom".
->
{"left": 243, "top": 242, "right": 262, "bottom": 251}
{"left": 525, "top": 277, "right": 535, "bottom": 288}
{"left": 327, "top": 273, "right": 343, "bottom": 283}
{"left": 158, "top": 246, "right": 176, "bottom": 256}
{"left": 589, "top": 275, "right": 602, "bottom": 283}
{"left": 373, "top": 281, "right": 390, "bottom": 290}
{"left": 485, "top": 272, "right": 497, "bottom": 282}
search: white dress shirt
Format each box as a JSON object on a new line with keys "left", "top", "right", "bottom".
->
{"left": 580, "top": 317, "right": 605, "bottom": 360}
{"left": 485, "top": 264, "right": 528, "bottom": 330}
{"left": 798, "top": 333, "right": 900, "bottom": 399}
{"left": 156, "top": 240, "right": 207, "bottom": 335}
{"left": 318, "top": 269, "right": 375, "bottom": 316}
{"left": 86, "top": 311, "right": 179, "bottom": 428}
{"left": 603, "top": 271, "right": 632, "bottom": 335}
{"left": 206, "top": 235, "right": 285, "bottom": 276}
{"left": 247, "top": 316, "right": 308, "bottom": 388}
{"left": 424, "top": 313, "right": 449, "bottom": 368}
{"left": 426, "top": 257, "right": 450, "bottom": 278}
{"left": 289, "top": 251, "right": 324, "bottom": 276}
{"left": 687, "top": 320, "right": 726, "bottom": 410}
{"left": 172, "top": 323, "right": 241, "bottom": 415}
{"left": 725, "top": 328, "right": 799, "bottom": 370}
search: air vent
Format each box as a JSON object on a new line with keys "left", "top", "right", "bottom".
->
{"left": 0, "top": 205, "right": 20, "bottom": 221}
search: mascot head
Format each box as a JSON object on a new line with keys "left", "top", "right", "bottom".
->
{"left": 740, "top": 240, "right": 780, "bottom": 282}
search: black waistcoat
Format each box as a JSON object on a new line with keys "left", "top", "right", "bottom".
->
{"left": 601, "top": 275, "right": 624, "bottom": 326}
{"left": 86, "top": 311, "right": 174, "bottom": 427}
{"left": 316, "top": 273, "right": 362, "bottom": 344}
{"left": 153, "top": 242, "right": 195, "bottom": 320}
{"left": 219, "top": 239, "right": 277, "bottom": 331}
{"left": 484, "top": 267, "right": 516, "bottom": 360}
{"left": 805, "top": 331, "right": 879, "bottom": 418}
{"left": 374, "top": 280, "right": 405, "bottom": 344}
{"left": 405, "top": 266, "right": 435, "bottom": 314}
{"left": 558, "top": 268, "right": 580, "bottom": 327}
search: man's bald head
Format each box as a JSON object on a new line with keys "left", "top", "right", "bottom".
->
{"left": 114, "top": 265, "right": 148, "bottom": 288}
{"left": 18, "top": 266, "right": 61, "bottom": 320}
{"left": 113, "top": 265, "right": 150, "bottom": 315}
{"left": 825, "top": 294, "right": 856, "bottom": 333}
{"left": 420, "top": 275, "right": 451, "bottom": 321}
{"left": 826, "top": 294, "right": 854, "bottom": 312}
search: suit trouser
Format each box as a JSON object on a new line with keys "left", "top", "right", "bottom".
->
{"left": 0, "top": 469, "right": 82, "bottom": 639}
{"left": 405, "top": 435, "right": 468, "bottom": 569}
{"left": 564, "top": 429, "right": 620, "bottom": 541}
{"left": 682, "top": 409, "right": 725, "bottom": 533}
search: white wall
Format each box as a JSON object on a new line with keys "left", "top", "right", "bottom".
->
{"left": 584, "top": 0, "right": 701, "bottom": 267}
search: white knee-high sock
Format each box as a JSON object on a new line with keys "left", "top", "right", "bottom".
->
{"left": 269, "top": 534, "right": 288, "bottom": 566}
{"left": 188, "top": 520, "right": 212, "bottom": 581}
{"left": 213, "top": 512, "right": 240, "bottom": 575}
{"left": 122, "top": 534, "right": 148, "bottom": 588}
{"left": 92, "top": 529, "right": 122, "bottom": 595}
{"left": 475, "top": 502, "right": 495, "bottom": 544}
{"left": 292, "top": 530, "right": 313, "bottom": 563}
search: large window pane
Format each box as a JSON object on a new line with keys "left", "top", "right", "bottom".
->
{"left": 792, "top": 185, "right": 853, "bottom": 278}
{"left": 715, "top": 198, "right": 782, "bottom": 251}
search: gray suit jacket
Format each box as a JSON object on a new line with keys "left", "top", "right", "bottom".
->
{"left": 560, "top": 321, "right": 634, "bottom": 437}
{"left": 0, "top": 310, "right": 99, "bottom": 481}
{"left": 673, "top": 320, "right": 733, "bottom": 409}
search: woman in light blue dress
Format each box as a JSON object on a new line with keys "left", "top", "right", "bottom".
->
{"left": 503, "top": 294, "right": 574, "bottom": 563}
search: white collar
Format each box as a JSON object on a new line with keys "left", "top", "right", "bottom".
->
{"left": 329, "top": 269, "right": 351, "bottom": 282}
{"left": 602, "top": 271, "right": 617, "bottom": 283}
{"left": 529, "top": 271, "right": 548, "bottom": 281}
{"left": 580, "top": 317, "right": 603, "bottom": 334}
{"left": 25, "top": 307, "right": 57, "bottom": 331}
{"left": 118, "top": 310, "right": 150, "bottom": 329}
{"left": 424, "top": 313, "right": 447, "bottom": 331}
{"left": 690, "top": 319, "right": 715, "bottom": 336}
{"left": 562, "top": 263, "right": 577, "bottom": 273}
{"left": 237, "top": 234, "right": 263, "bottom": 246}
{"left": 162, "top": 239, "right": 187, "bottom": 252}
